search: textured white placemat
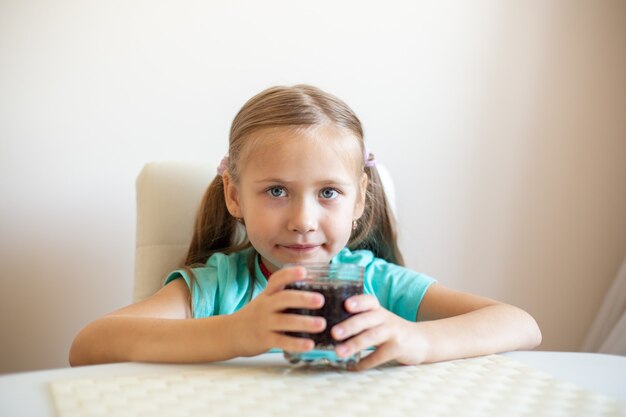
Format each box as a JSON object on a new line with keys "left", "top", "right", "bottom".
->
{"left": 50, "top": 355, "right": 626, "bottom": 417}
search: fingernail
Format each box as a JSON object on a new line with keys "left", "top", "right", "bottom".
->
{"left": 334, "top": 326, "right": 344, "bottom": 337}
{"left": 336, "top": 345, "right": 348, "bottom": 357}
{"left": 348, "top": 300, "right": 357, "bottom": 309}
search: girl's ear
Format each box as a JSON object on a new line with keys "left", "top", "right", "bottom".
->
{"left": 354, "top": 172, "right": 368, "bottom": 219}
{"left": 222, "top": 172, "right": 243, "bottom": 218}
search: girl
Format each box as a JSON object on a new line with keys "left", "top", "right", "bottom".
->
{"left": 70, "top": 85, "right": 541, "bottom": 370}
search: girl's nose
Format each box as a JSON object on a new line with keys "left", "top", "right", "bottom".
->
{"left": 288, "top": 199, "right": 318, "bottom": 233}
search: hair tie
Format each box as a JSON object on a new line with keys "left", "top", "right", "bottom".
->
{"left": 364, "top": 147, "right": 376, "bottom": 168}
{"left": 216, "top": 155, "right": 229, "bottom": 176}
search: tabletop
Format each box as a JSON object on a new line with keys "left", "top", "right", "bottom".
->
{"left": 1, "top": 351, "right": 625, "bottom": 417}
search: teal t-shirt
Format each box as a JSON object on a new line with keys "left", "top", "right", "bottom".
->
{"left": 165, "top": 247, "right": 436, "bottom": 322}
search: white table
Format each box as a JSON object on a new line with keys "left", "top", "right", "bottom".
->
{"left": 1, "top": 351, "right": 624, "bottom": 416}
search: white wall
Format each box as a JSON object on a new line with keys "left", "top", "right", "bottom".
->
{"left": 1, "top": 0, "right": 625, "bottom": 373}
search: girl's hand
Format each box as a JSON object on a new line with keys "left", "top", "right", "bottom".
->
{"left": 230, "top": 266, "right": 326, "bottom": 357}
{"left": 332, "top": 294, "right": 427, "bottom": 370}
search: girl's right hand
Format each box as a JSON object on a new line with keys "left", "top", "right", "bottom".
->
{"left": 230, "top": 266, "right": 326, "bottom": 357}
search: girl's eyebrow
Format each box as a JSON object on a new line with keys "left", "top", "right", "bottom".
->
{"left": 254, "top": 177, "right": 353, "bottom": 187}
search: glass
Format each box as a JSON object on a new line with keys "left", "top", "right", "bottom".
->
{"left": 283, "top": 263, "right": 364, "bottom": 368}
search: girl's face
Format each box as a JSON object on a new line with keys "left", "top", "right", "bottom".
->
{"left": 224, "top": 126, "right": 367, "bottom": 273}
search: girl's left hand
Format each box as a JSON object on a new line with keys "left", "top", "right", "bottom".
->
{"left": 332, "top": 294, "right": 427, "bottom": 370}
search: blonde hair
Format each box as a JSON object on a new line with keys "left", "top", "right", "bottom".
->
{"left": 184, "top": 85, "right": 404, "bottom": 281}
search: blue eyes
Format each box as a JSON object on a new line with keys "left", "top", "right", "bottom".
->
{"left": 320, "top": 188, "right": 339, "bottom": 199}
{"left": 268, "top": 187, "right": 286, "bottom": 198}
{"left": 265, "top": 187, "right": 339, "bottom": 200}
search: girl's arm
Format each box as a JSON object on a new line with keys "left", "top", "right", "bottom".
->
{"left": 331, "top": 283, "right": 542, "bottom": 370}
{"left": 414, "top": 284, "right": 542, "bottom": 362}
{"left": 69, "top": 279, "right": 239, "bottom": 365}
{"left": 69, "top": 267, "right": 325, "bottom": 366}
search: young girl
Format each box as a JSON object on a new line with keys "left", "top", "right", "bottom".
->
{"left": 70, "top": 85, "right": 541, "bottom": 370}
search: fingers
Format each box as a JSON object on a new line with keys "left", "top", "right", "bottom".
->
{"left": 330, "top": 296, "right": 400, "bottom": 368}
{"left": 343, "top": 294, "right": 380, "bottom": 313}
{"left": 352, "top": 344, "right": 398, "bottom": 371}
{"left": 270, "top": 333, "right": 316, "bottom": 353}
{"left": 266, "top": 313, "right": 325, "bottom": 353}
{"left": 271, "top": 313, "right": 326, "bottom": 334}
{"left": 272, "top": 289, "right": 325, "bottom": 311}
{"left": 334, "top": 315, "right": 388, "bottom": 353}
{"left": 264, "top": 266, "right": 307, "bottom": 295}
{"left": 264, "top": 266, "right": 326, "bottom": 311}
{"left": 331, "top": 295, "right": 381, "bottom": 341}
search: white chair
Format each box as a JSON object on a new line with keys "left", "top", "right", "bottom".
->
{"left": 134, "top": 160, "right": 396, "bottom": 302}
{"left": 134, "top": 161, "right": 215, "bottom": 302}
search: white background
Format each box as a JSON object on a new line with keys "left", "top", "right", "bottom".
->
{"left": 1, "top": 0, "right": 625, "bottom": 373}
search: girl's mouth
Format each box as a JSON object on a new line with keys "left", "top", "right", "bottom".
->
{"left": 279, "top": 244, "right": 322, "bottom": 253}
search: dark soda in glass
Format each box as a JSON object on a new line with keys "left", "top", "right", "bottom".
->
{"left": 282, "top": 263, "right": 364, "bottom": 368}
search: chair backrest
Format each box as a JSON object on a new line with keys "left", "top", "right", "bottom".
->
{"left": 134, "top": 161, "right": 214, "bottom": 302}
{"left": 134, "top": 160, "right": 397, "bottom": 302}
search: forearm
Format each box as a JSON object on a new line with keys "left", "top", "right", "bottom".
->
{"left": 69, "top": 314, "right": 240, "bottom": 366}
{"left": 416, "top": 304, "right": 542, "bottom": 363}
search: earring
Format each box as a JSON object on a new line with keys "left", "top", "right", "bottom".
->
{"left": 352, "top": 220, "right": 358, "bottom": 230}
{"left": 236, "top": 217, "right": 245, "bottom": 225}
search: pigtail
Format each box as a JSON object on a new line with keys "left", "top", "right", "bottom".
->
{"left": 185, "top": 175, "right": 250, "bottom": 267}
{"left": 348, "top": 164, "right": 405, "bottom": 266}
{"left": 181, "top": 174, "right": 256, "bottom": 310}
